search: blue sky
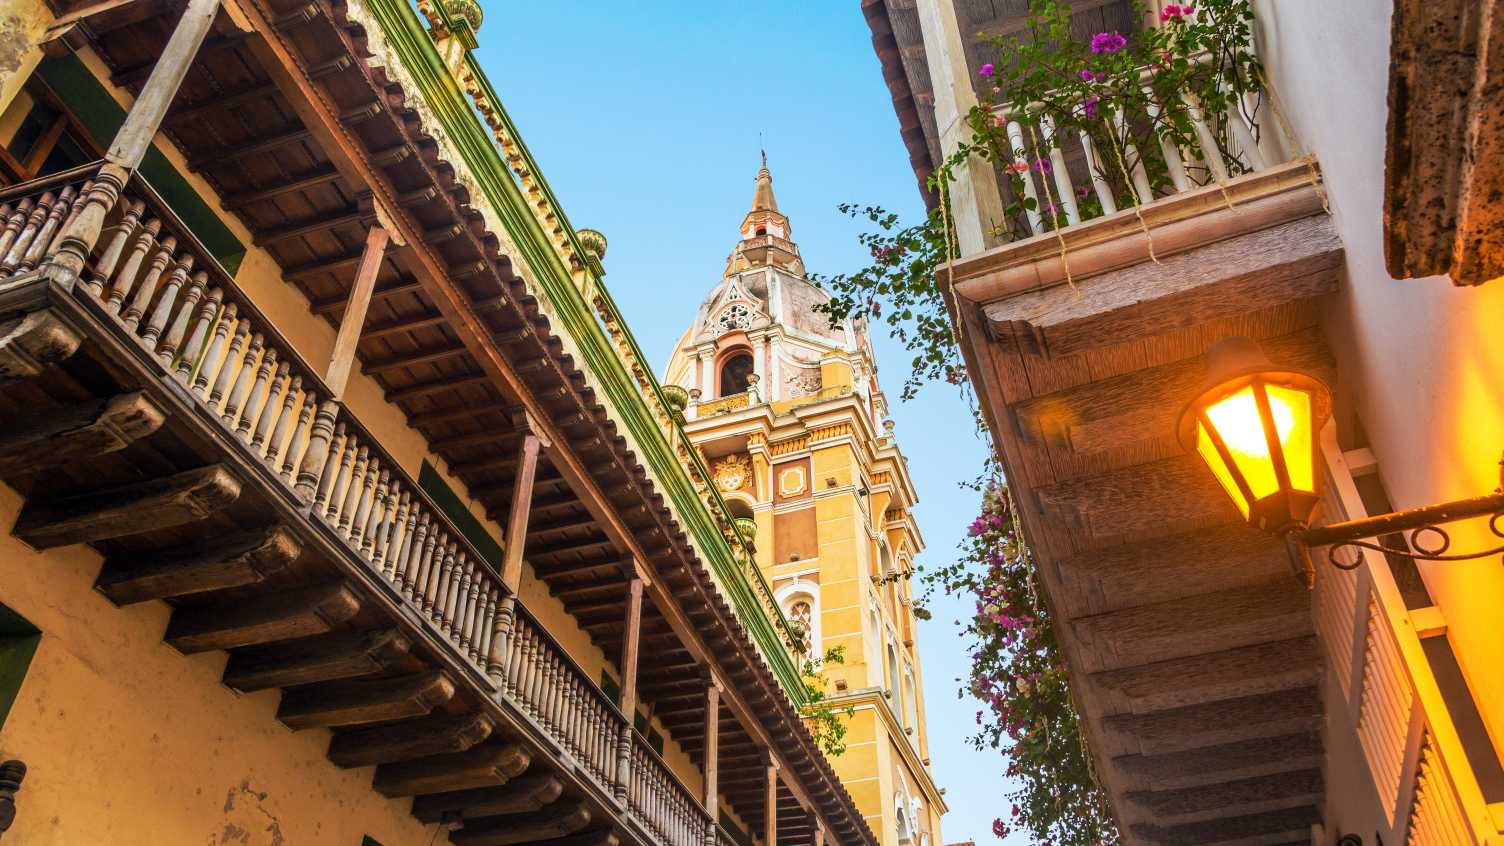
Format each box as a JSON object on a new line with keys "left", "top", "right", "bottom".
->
{"left": 472, "top": 3, "right": 1005, "bottom": 842}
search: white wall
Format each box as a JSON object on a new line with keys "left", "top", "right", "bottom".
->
{"left": 1255, "top": 0, "right": 1504, "bottom": 773}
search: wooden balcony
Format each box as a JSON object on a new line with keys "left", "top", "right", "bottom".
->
{"left": 0, "top": 0, "right": 876, "bottom": 840}
{"left": 942, "top": 70, "right": 1346, "bottom": 843}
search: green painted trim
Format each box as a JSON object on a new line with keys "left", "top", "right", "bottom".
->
{"left": 0, "top": 603, "right": 40, "bottom": 731}
{"left": 418, "top": 459, "right": 503, "bottom": 569}
{"left": 359, "top": 0, "right": 806, "bottom": 702}
{"left": 34, "top": 54, "right": 246, "bottom": 274}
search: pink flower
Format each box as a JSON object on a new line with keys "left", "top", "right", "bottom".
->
{"left": 978, "top": 63, "right": 994, "bottom": 76}
{"left": 1005, "top": 160, "right": 1030, "bottom": 175}
{"left": 1090, "top": 31, "right": 1126, "bottom": 53}
{"left": 1082, "top": 95, "right": 1099, "bottom": 119}
{"left": 993, "top": 114, "right": 1007, "bottom": 127}
{"left": 1032, "top": 157, "right": 1052, "bottom": 174}
{"left": 1079, "top": 68, "right": 1095, "bottom": 82}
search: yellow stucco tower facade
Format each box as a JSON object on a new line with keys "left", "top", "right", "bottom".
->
{"left": 663, "top": 158, "right": 946, "bottom": 846}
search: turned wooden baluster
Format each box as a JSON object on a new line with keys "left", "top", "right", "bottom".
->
{"left": 19, "top": 185, "right": 76, "bottom": 272}
{"left": 221, "top": 331, "right": 262, "bottom": 424}
{"left": 462, "top": 569, "right": 483, "bottom": 661}
{"left": 442, "top": 548, "right": 465, "bottom": 634}
{"left": 252, "top": 363, "right": 291, "bottom": 453}
{"left": 281, "top": 392, "right": 318, "bottom": 484}
{"left": 192, "top": 302, "right": 236, "bottom": 397}
{"left": 42, "top": 180, "right": 94, "bottom": 260}
{"left": 391, "top": 501, "right": 419, "bottom": 588}
{"left": 210, "top": 326, "right": 253, "bottom": 419}
{"left": 122, "top": 234, "right": 176, "bottom": 331}
{"left": 104, "top": 218, "right": 161, "bottom": 314}
{"left": 375, "top": 489, "right": 406, "bottom": 575}
{"left": 158, "top": 268, "right": 206, "bottom": 364}
{"left": 2, "top": 193, "right": 53, "bottom": 272}
{"left": 357, "top": 467, "right": 387, "bottom": 556}
{"left": 415, "top": 521, "right": 442, "bottom": 608}
{"left": 293, "top": 400, "right": 339, "bottom": 503}
{"left": 0, "top": 200, "right": 32, "bottom": 264}
{"left": 174, "top": 285, "right": 220, "bottom": 382}
{"left": 475, "top": 585, "right": 496, "bottom": 667}
{"left": 338, "top": 446, "right": 370, "bottom": 534}
{"left": 400, "top": 511, "right": 430, "bottom": 598}
{"left": 0, "top": 759, "right": 25, "bottom": 840}
{"left": 347, "top": 456, "right": 378, "bottom": 544}
{"left": 435, "top": 541, "right": 459, "bottom": 624}
{"left": 85, "top": 199, "right": 144, "bottom": 297}
{"left": 450, "top": 558, "right": 472, "bottom": 645}
{"left": 237, "top": 348, "right": 278, "bottom": 441}
{"left": 312, "top": 421, "right": 346, "bottom": 511}
{"left": 141, "top": 251, "right": 194, "bottom": 351}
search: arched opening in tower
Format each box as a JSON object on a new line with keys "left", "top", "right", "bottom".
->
{"left": 718, "top": 352, "right": 754, "bottom": 396}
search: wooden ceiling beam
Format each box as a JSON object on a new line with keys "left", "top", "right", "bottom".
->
{"left": 328, "top": 711, "right": 494, "bottom": 769}
{"left": 362, "top": 343, "right": 470, "bottom": 376}
{"left": 1104, "top": 687, "right": 1321, "bottom": 757}
{"left": 386, "top": 373, "right": 490, "bottom": 403}
{"left": 257, "top": 206, "right": 368, "bottom": 245}
{"left": 428, "top": 430, "right": 520, "bottom": 453}
{"left": 362, "top": 312, "right": 447, "bottom": 342}
{"left": 110, "top": 29, "right": 249, "bottom": 87}
{"left": 410, "top": 773, "right": 565, "bottom": 823}
{"left": 1113, "top": 732, "right": 1323, "bottom": 793}
{"left": 1091, "top": 636, "right": 1320, "bottom": 714}
{"left": 1124, "top": 768, "right": 1323, "bottom": 822}
{"left": 224, "top": 165, "right": 343, "bottom": 210}
{"left": 1130, "top": 804, "right": 1320, "bottom": 845}
{"left": 408, "top": 401, "right": 509, "bottom": 429}
{"left": 187, "top": 125, "right": 312, "bottom": 170}
{"left": 166, "top": 80, "right": 278, "bottom": 126}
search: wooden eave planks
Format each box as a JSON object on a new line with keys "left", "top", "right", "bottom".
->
{"left": 946, "top": 188, "right": 1341, "bottom": 842}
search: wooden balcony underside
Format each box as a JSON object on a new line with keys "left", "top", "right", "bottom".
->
{"left": 948, "top": 174, "right": 1343, "bottom": 844}
{"left": 22, "top": 0, "right": 874, "bottom": 841}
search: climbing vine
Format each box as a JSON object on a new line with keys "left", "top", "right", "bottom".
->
{"left": 921, "top": 486, "right": 1118, "bottom": 844}
{"left": 801, "top": 645, "right": 856, "bottom": 758}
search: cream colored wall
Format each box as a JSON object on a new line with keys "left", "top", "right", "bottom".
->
{"left": 0, "top": 485, "right": 450, "bottom": 846}
{"left": 1254, "top": 0, "right": 1504, "bottom": 766}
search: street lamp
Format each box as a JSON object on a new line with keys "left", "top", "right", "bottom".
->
{"left": 1177, "top": 337, "right": 1329, "bottom": 533}
{"left": 1180, "top": 337, "right": 1504, "bottom": 585}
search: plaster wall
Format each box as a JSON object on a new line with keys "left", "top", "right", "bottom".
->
{"left": 0, "top": 484, "right": 450, "bottom": 846}
{"left": 1253, "top": 0, "right": 1504, "bottom": 766}
{"left": 0, "top": 0, "right": 47, "bottom": 123}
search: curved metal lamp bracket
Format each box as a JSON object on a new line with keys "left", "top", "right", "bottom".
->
{"left": 1285, "top": 490, "right": 1504, "bottom": 586}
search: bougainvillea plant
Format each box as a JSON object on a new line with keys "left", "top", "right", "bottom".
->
{"left": 922, "top": 485, "right": 1119, "bottom": 844}
{"left": 801, "top": 645, "right": 856, "bottom": 758}
{"left": 815, "top": 0, "right": 1264, "bottom": 401}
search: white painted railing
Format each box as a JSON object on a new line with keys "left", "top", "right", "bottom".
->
{"left": 992, "top": 53, "right": 1274, "bottom": 239}
{"left": 1313, "top": 422, "right": 1504, "bottom": 845}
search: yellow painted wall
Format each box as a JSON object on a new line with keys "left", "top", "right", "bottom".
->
{"left": 0, "top": 484, "right": 451, "bottom": 846}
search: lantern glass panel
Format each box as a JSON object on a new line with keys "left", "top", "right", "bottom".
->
{"left": 1204, "top": 386, "right": 1281, "bottom": 501}
{"left": 1265, "top": 384, "right": 1314, "bottom": 493}
{"left": 1196, "top": 418, "right": 1250, "bottom": 518}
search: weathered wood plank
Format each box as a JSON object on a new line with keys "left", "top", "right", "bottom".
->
{"left": 1125, "top": 768, "right": 1323, "bottom": 821}
{"left": 1091, "top": 636, "right": 1320, "bottom": 713}
{"left": 1069, "top": 579, "right": 1311, "bottom": 673}
{"left": 222, "top": 628, "right": 410, "bottom": 692}
{"left": 14, "top": 464, "right": 242, "bottom": 549}
{"left": 1130, "top": 804, "right": 1320, "bottom": 845}
{"left": 448, "top": 802, "right": 593, "bottom": 846}
{"left": 1033, "top": 454, "right": 1241, "bottom": 548}
{"left": 0, "top": 304, "right": 81, "bottom": 383}
{"left": 328, "top": 711, "right": 494, "bottom": 768}
{"left": 1103, "top": 687, "right": 1321, "bottom": 755}
{"left": 410, "top": 774, "right": 564, "bottom": 823}
{"left": 95, "top": 524, "right": 300, "bottom": 605}
{"left": 372, "top": 742, "right": 529, "bottom": 797}
{"left": 277, "top": 670, "right": 454, "bottom": 730}
{"left": 0, "top": 392, "right": 164, "bottom": 477}
{"left": 1053, "top": 523, "right": 1290, "bottom": 618}
{"left": 164, "top": 583, "right": 359, "bottom": 654}
{"left": 983, "top": 215, "right": 1342, "bottom": 358}
{"left": 1113, "top": 732, "right": 1323, "bottom": 792}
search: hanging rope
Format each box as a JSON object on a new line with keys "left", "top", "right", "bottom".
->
{"left": 1025, "top": 120, "right": 1077, "bottom": 295}
{"left": 1256, "top": 65, "right": 1329, "bottom": 214}
{"left": 1104, "top": 116, "right": 1162, "bottom": 265}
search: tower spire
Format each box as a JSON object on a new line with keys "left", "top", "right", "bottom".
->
{"left": 751, "top": 150, "right": 778, "bottom": 213}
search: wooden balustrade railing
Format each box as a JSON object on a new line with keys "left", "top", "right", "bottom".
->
{"left": 629, "top": 732, "right": 712, "bottom": 846}
{"left": 2, "top": 162, "right": 743, "bottom": 836}
{"left": 501, "top": 604, "right": 623, "bottom": 789}
{"left": 993, "top": 53, "right": 1273, "bottom": 238}
{"left": 1314, "top": 422, "right": 1504, "bottom": 845}
{"left": 716, "top": 822, "right": 739, "bottom": 846}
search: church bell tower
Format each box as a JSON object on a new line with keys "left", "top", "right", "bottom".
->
{"left": 662, "top": 158, "right": 946, "bottom": 846}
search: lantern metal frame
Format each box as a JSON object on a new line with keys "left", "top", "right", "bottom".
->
{"left": 1181, "top": 337, "right": 1504, "bottom": 586}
